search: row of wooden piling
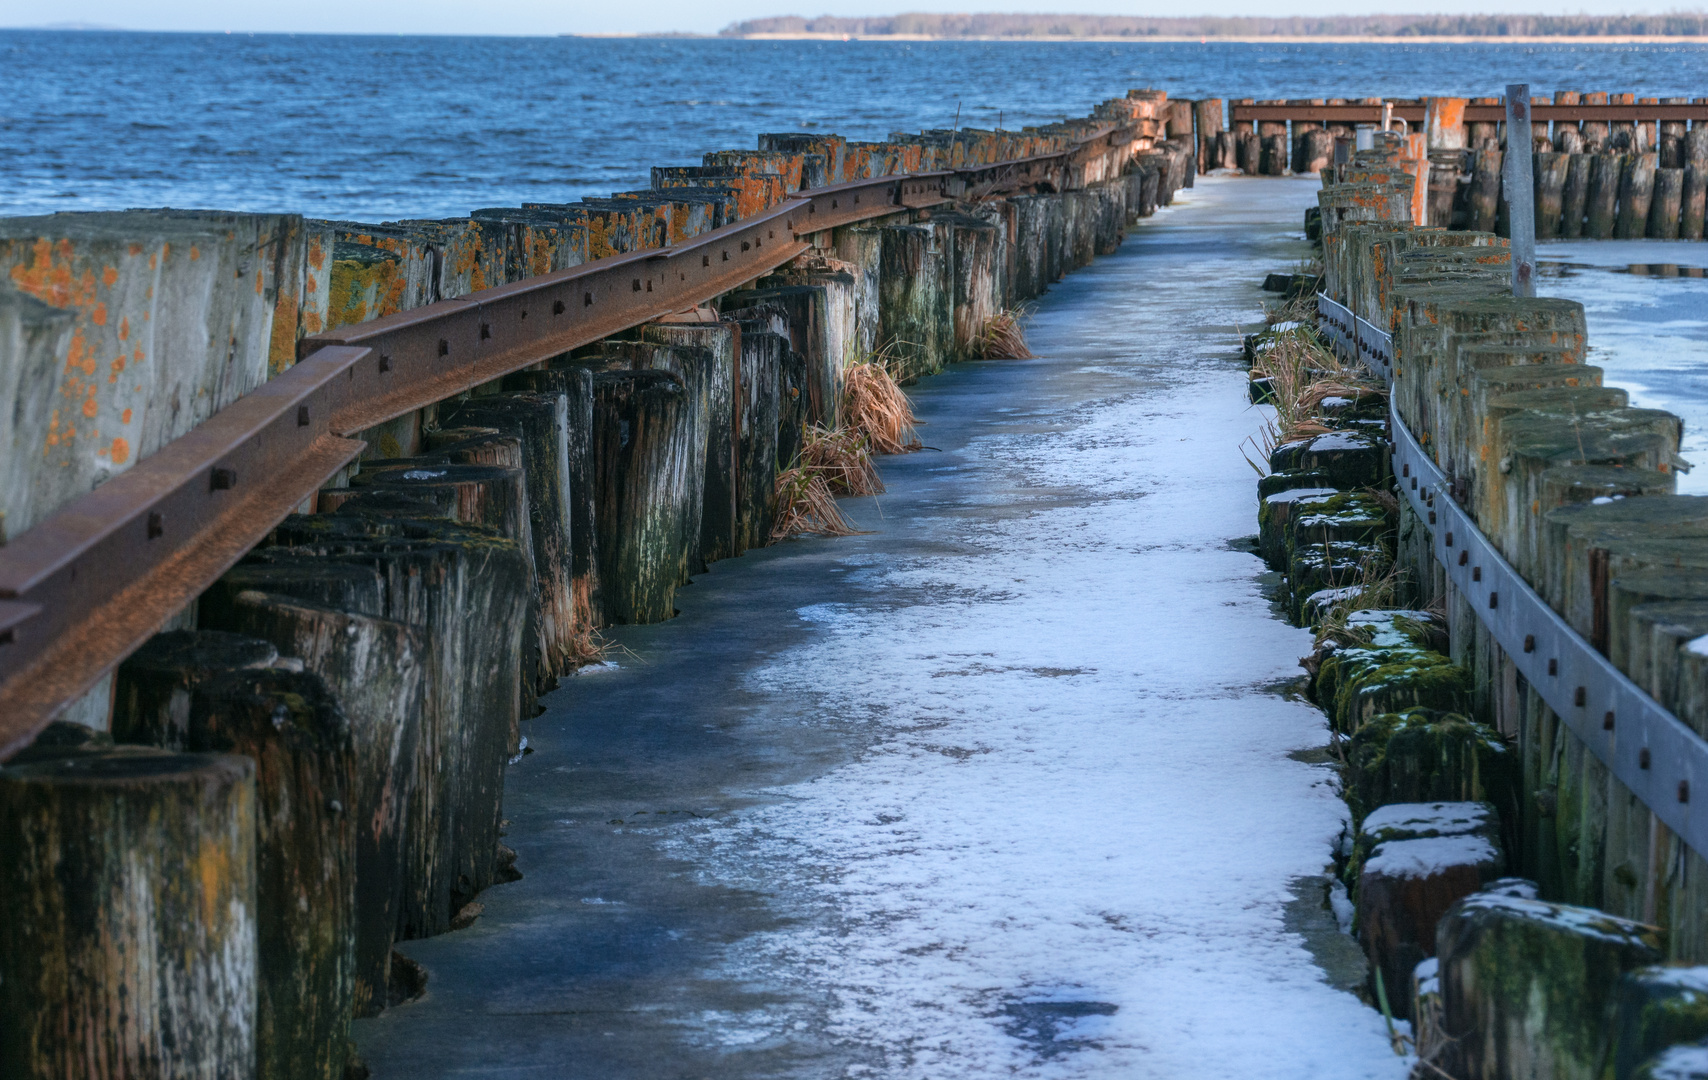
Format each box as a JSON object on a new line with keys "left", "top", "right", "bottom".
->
{"left": 1261, "top": 130, "right": 1708, "bottom": 1077}
{"left": 1441, "top": 141, "right": 1708, "bottom": 240}
{"left": 0, "top": 92, "right": 1197, "bottom": 1079}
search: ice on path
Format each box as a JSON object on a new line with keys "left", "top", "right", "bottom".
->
{"left": 663, "top": 364, "right": 1407, "bottom": 1077}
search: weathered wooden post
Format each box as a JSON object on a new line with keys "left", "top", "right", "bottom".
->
{"left": 1468, "top": 96, "right": 1502, "bottom": 149}
{"left": 1239, "top": 130, "right": 1263, "bottom": 175}
{"left": 1649, "top": 168, "right": 1684, "bottom": 239}
{"left": 1581, "top": 90, "right": 1612, "bottom": 150}
{"left": 441, "top": 394, "right": 579, "bottom": 674}
{"left": 1505, "top": 86, "right": 1537, "bottom": 297}
{"left": 1468, "top": 146, "right": 1503, "bottom": 233}
{"left": 1534, "top": 151, "right": 1568, "bottom": 240}
{"left": 503, "top": 363, "right": 602, "bottom": 626}
{"left": 1194, "top": 98, "right": 1223, "bottom": 173}
{"left": 1616, "top": 153, "right": 1657, "bottom": 239}
{"left": 1683, "top": 165, "right": 1708, "bottom": 240}
{"left": 0, "top": 749, "right": 259, "bottom": 1080}
{"left": 591, "top": 369, "right": 693, "bottom": 624}
{"left": 1560, "top": 153, "right": 1594, "bottom": 238}
{"left": 200, "top": 576, "right": 423, "bottom": 1019}
{"left": 636, "top": 321, "right": 741, "bottom": 565}
{"left": 1586, "top": 152, "right": 1624, "bottom": 239}
{"left": 264, "top": 514, "right": 528, "bottom": 941}
{"left": 1299, "top": 128, "right": 1334, "bottom": 174}
{"left": 114, "top": 632, "right": 357, "bottom": 1080}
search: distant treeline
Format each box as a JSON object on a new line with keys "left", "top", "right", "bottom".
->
{"left": 720, "top": 12, "right": 1708, "bottom": 38}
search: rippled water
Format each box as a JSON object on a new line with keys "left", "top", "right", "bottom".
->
{"left": 6, "top": 31, "right": 1708, "bottom": 221}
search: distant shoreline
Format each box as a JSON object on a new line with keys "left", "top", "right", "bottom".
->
{"left": 723, "top": 31, "right": 1708, "bottom": 43}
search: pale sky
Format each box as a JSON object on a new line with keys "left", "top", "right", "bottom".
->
{"left": 2, "top": 0, "right": 1682, "bottom": 38}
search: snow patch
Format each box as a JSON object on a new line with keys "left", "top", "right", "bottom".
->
{"left": 1360, "top": 802, "right": 1492, "bottom": 839}
{"left": 1365, "top": 836, "right": 1499, "bottom": 880}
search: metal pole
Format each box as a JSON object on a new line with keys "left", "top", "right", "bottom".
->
{"left": 1505, "top": 83, "right": 1537, "bottom": 297}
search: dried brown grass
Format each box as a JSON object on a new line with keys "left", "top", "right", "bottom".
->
{"left": 564, "top": 628, "right": 612, "bottom": 668}
{"left": 842, "top": 351, "right": 922, "bottom": 455}
{"left": 973, "top": 309, "right": 1034, "bottom": 360}
{"left": 801, "top": 425, "right": 884, "bottom": 497}
{"left": 771, "top": 467, "right": 866, "bottom": 541}
{"left": 1246, "top": 328, "right": 1382, "bottom": 456}
{"left": 1312, "top": 552, "right": 1407, "bottom": 650}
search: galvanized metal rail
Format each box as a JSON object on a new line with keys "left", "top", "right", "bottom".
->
{"left": 0, "top": 135, "right": 1123, "bottom": 758}
{"left": 1316, "top": 292, "right": 1707, "bottom": 856}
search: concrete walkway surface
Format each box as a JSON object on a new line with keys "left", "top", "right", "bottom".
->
{"left": 354, "top": 176, "right": 1410, "bottom": 1080}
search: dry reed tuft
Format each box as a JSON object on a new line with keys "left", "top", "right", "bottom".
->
{"left": 770, "top": 467, "right": 865, "bottom": 541}
{"left": 973, "top": 309, "right": 1034, "bottom": 359}
{"left": 801, "top": 425, "right": 885, "bottom": 496}
{"left": 842, "top": 350, "right": 922, "bottom": 455}
{"left": 1312, "top": 551, "right": 1407, "bottom": 650}
{"left": 565, "top": 629, "right": 612, "bottom": 668}
{"left": 1245, "top": 328, "right": 1383, "bottom": 458}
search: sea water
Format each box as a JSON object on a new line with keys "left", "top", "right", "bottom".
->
{"left": 7, "top": 31, "right": 1708, "bottom": 220}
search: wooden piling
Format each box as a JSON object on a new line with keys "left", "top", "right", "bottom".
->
{"left": 636, "top": 322, "right": 741, "bottom": 564}
{"left": 1534, "top": 152, "right": 1568, "bottom": 240}
{"left": 1615, "top": 153, "right": 1657, "bottom": 239}
{"left": 1649, "top": 168, "right": 1685, "bottom": 239}
{"left": 114, "top": 632, "right": 357, "bottom": 1080}
{"left": 1683, "top": 166, "right": 1708, "bottom": 241}
{"left": 440, "top": 394, "right": 579, "bottom": 670}
{"left": 503, "top": 362, "right": 602, "bottom": 626}
{"left": 590, "top": 370, "right": 693, "bottom": 624}
{"left": 1560, "top": 154, "right": 1593, "bottom": 239}
{"left": 0, "top": 749, "right": 258, "bottom": 1080}
{"left": 581, "top": 339, "right": 716, "bottom": 585}
{"left": 1586, "top": 152, "right": 1624, "bottom": 239}
{"left": 1467, "top": 147, "right": 1503, "bottom": 233}
{"left": 1194, "top": 98, "right": 1223, "bottom": 173}
{"left": 877, "top": 222, "right": 952, "bottom": 380}
{"left": 265, "top": 513, "right": 528, "bottom": 940}
{"left": 1239, "top": 131, "right": 1263, "bottom": 175}
{"left": 200, "top": 574, "right": 423, "bottom": 1019}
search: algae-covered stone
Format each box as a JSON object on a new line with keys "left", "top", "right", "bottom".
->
{"left": 1259, "top": 486, "right": 1338, "bottom": 571}
{"left": 1269, "top": 429, "right": 1390, "bottom": 489}
{"left": 1346, "top": 708, "right": 1514, "bottom": 827}
{"left": 1328, "top": 650, "right": 1473, "bottom": 736}
{"left": 1312, "top": 610, "right": 1441, "bottom": 710}
{"left": 1615, "top": 967, "right": 1708, "bottom": 1080}
{"left": 1437, "top": 888, "right": 1664, "bottom": 1080}
{"left": 1288, "top": 491, "right": 1392, "bottom": 560}
{"left": 1289, "top": 539, "right": 1388, "bottom": 623}
{"left": 1258, "top": 468, "right": 1333, "bottom": 501}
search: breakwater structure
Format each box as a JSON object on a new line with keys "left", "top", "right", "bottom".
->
{"left": 5, "top": 81, "right": 1708, "bottom": 1080}
{"left": 0, "top": 87, "right": 1191, "bottom": 1078}
{"left": 1251, "top": 88, "right": 1708, "bottom": 1079}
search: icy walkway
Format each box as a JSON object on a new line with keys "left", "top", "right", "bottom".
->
{"left": 355, "top": 177, "right": 1409, "bottom": 1080}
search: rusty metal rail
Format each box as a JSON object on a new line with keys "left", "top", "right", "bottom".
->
{"left": 0, "top": 137, "right": 1120, "bottom": 758}
{"left": 1232, "top": 102, "right": 1708, "bottom": 125}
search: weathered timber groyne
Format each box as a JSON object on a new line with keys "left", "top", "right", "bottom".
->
{"left": 1248, "top": 124, "right": 1708, "bottom": 1078}
{"left": 0, "top": 89, "right": 1198, "bottom": 1077}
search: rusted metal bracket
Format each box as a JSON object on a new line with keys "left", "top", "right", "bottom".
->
{"left": 0, "top": 134, "right": 1109, "bottom": 756}
{"left": 0, "top": 347, "right": 371, "bottom": 758}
